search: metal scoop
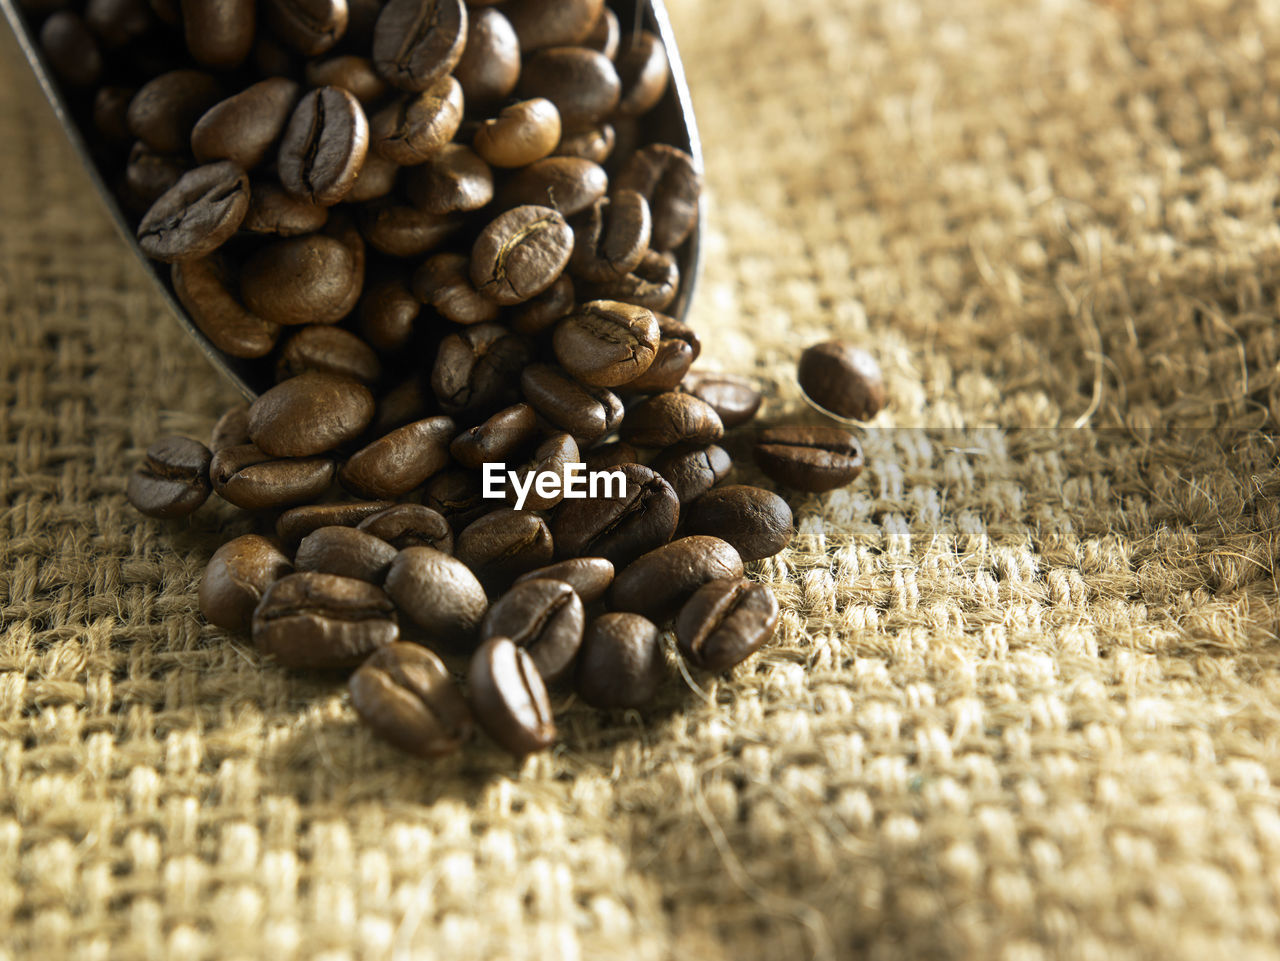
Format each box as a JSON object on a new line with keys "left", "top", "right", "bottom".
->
{"left": 0, "top": 0, "right": 703, "bottom": 401}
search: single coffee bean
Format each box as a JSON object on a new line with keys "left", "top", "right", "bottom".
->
{"left": 338, "top": 415, "right": 455, "bottom": 498}
{"left": 126, "top": 435, "right": 212, "bottom": 517}
{"left": 551, "top": 463, "right": 677, "bottom": 568}
{"left": 449, "top": 403, "right": 538, "bottom": 470}
{"left": 403, "top": 145, "right": 493, "bottom": 215}
{"left": 473, "top": 99, "right": 561, "bottom": 169}
{"left": 137, "top": 161, "right": 249, "bottom": 262}
{"left": 627, "top": 336, "right": 693, "bottom": 393}
{"left": 684, "top": 485, "right": 793, "bottom": 561}
{"left": 276, "top": 500, "right": 393, "bottom": 548}
{"left": 655, "top": 313, "right": 701, "bottom": 359}
{"left": 247, "top": 371, "right": 375, "bottom": 457}
{"left": 278, "top": 86, "right": 369, "bottom": 206}
{"left": 93, "top": 86, "right": 135, "bottom": 143}
{"left": 360, "top": 201, "right": 462, "bottom": 257}
{"left": 650, "top": 443, "right": 732, "bottom": 504}
{"left": 253, "top": 572, "right": 397, "bottom": 668}
{"left": 581, "top": 5, "right": 618, "bottom": 58}
{"left": 498, "top": 157, "right": 608, "bottom": 218}
{"left": 210, "top": 444, "right": 336, "bottom": 509}
{"left": 615, "top": 143, "right": 701, "bottom": 251}
{"left": 305, "top": 54, "right": 388, "bottom": 103}
{"left": 468, "top": 637, "right": 556, "bottom": 756}
{"left": 383, "top": 546, "right": 487, "bottom": 646}
{"left": 582, "top": 248, "right": 678, "bottom": 310}
{"left": 349, "top": 642, "right": 473, "bottom": 758}
{"left": 171, "top": 255, "right": 280, "bottom": 358}
{"left": 581, "top": 440, "right": 638, "bottom": 473}
{"left": 199, "top": 534, "right": 293, "bottom": 632}
{"left": 345, "top": 149, "right": 400, "bottom": 203}
{"left": 276, "top": 326, "right": 381, "bottom": 385}
{"left": 422, "top": 469, "right": 488, "bottom": 531}
{"left": 518, "top": 46, "right": 619, "bottom": 130}
{"left": 263, "top": 0, "right": 348, "bottom": 55}
{"left": 357, "top": 504, "right": 453, "bottom": 552}
{"left": 684, "top": 372, "right": 761, "bottom": 428}
{"left": 178, "top": 0, "right": 252, "bottom": 65}
{"left": 452, "top": 7, "right": 520, "bottom": 108}
{"left": 480, "top": 579, "right": 583, "bottom": 682}
{"left": 121, "top": 143, "right": 187, "bottom": 215}
{"left": 520, "top": 363, "right": 623, "bottom": 445}
{"left": 411, "top": 253, "right": 500, "bottom": 325}
{"left": 753, "top": 427, "right": 864, "bottom": 493}
{"left": 510, "top": 274, "right": 574, "bottom": 335}
{"left": 513, "top": 557, "right": 614, "bottom": 604}
{"left": 86, "top": 0, "right": 152, "bottom": 49}
{"left": 505, "top": 0, "right": 601, "bottom": 49}
{"left": 455, "top": 509, "right": 554, "bottom": 591}
{"left": 569, "top": 190, "right": 650, "bottom": 282}
{"left": 190, "top": 78, "right": 300, "bottom": 169}
{"left": 241, "top": 182, "right": 329, "bottom": 235}
{"left": 797, "top": 341, "right": 886, "bottom": 421}
{"left": 675, "top": 578, "right": 779, "bottom": 672}
{"left": 431, "top": 324, "right": 531, "bottom": 416}
{"left": 614, "top": 32, "right": 669, "bottom": 118}
{"left": 127, "top": 70, "right": 220, "bottom": 153}
{"left": 372, "top": 0, "right": 467, "bottom": 91}
{"left": 470, "top": 205, "right": 574, "bottom": 306}
{"left": 370, "top": 77, "right": 463, "bottom": 164}
{"left": 210, "top": 403, "right": 251, "bottom": 453}
{"left": 296, "top": 525, "right": 398, "bottom": 582}
{"left": 504, "top": 433, "right": 579, "bottom": 511}
{"left": 240, "top": 235, "right": 360, "bottom": 325}
{"left": 575, "top": 612, "right": 665, "bottom": 709}
{"left": 553, "top": 301, "right": 658, "bottom": 388}
{"left": 367, "top": 377, "right": 430, "bottom": 438}
{"left": 553, "top": 123, "right": 615, "bottom": 164}
{"left": 620, "top": 392, "right": 723, "bottom": 449}
{"left": 608, "top": 536, "right": 744, "bottom": 623}
{"left": 358, "top": 279, "right": 420, "bottom": 351}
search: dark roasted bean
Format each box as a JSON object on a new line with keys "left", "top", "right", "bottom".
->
{"left": 504, "top": 0, "right": 601, "bottom": 49}
{"left": 360, "top": 201, "right": 462, "bottom": 257}
{"left": 210, "top": 444, "right": 336, "bottom": 509}
{"left": 675, "top": 578, "right": 779, "bottom": 672}
{"left": 470, "top": 205, "right": 573, "bottom": 306}
{"left": 199, "top": 534, "right": 293, "bottom": 631}
{"left": 278, "top": 86, "right": 369, "bottom": 206}
{"left": 126, "top": 435, "right": 212, "bottom": 517}
{"left": 575, "top": 612, "right": 665, "bottom": 709}
{"left": 252, "top": 572, "right": 397, "bottom": 667}
{"left": 372, "top": 0, "right": 467, "bottom": 91}
{"left": 650, "top": 443, "right": 732, "bottom": 504}
{"left": 480, "top": 579, "right": 583, "bottom": 682}
{"left": 467, "top": 637, "right": 556, "bottom": 756}
{"left": 614, "top": 32, "right": 669, "bottom": 117}
{"left": 242, "top": 182, "right": 329, "bottom": 235}
{"left": 753, "top": 427, "right": 865, "bottom": 493}
{"left": 240, "top": 234, "right": 361, "bottom": 325}
{"left": 553, "top": 301, "right": 658, "bottom": 388}
{"left": 797, "top": 341, "right": 886, "bottom": 421}
{"left": 452, "top": 7, "right": 520, "bottom": 108}
{"left": 684, "top": 372, "right": 762, "bottom": 428}
{"left": 370, "top": 77, "right": 463, "bottom": 164}
{"left": 569, "top": 190, "right": 650, "bottom": 282}
{"left": 581, "top": 5, "right": 618, "bottom": 59}
{"left": 411, "top": 253, "right": 500, "bottom": 325}
{"left": 627, "top": 335, "right": 693, "bottom": 392}
{"left": 383, "top": 546, "right": 487, "bottom": 645}
{"left": 86, "top": 0, "right": 152, "bottom": 49}
{"left": 127, "top": 70, "right": 219, "bottom": 153}
{"left": 498, "top": 157, "right": 607, "bottom": 218}
{"left": 338, "top": 415, "right": 455, "bottom": 498}
{"left": 295, "top": 525, "right": 398, "bottom": 582}
{"left": 191, "top": 79, "right": 300, "bottom": 169}
{"left": 684, "top": 485, "right": 793, "bottom": 561}
{"left": 305, "top": 55, "right": 388, "bottom": 103}
{"left": 247, "top": 371, "right": 375, "bottom": 457}
{"left": 581, "top": 440, "right": 638, "bottom": 473}
{"left": 520, "top": 363, "right": 623, "bottom": 445}
{"left": 473, "top": 99, "right": 561, "bottom": 169}
{"left": 122, "top": 143, "right": 187, "bottom": 215}
{"left": 553, "top": 123, "right": 614, "bottom": 164}
{"left": 180, "top": 0, "right": 253, "bottom": 66}
{"left": 422, "top": 469, "right": 488, "bottom": 531}
{"left": 349, "top": 643, "right": 473, "bottom": 757}
{"left": 357, "top": 279, "right": 420, "bottom": 352}
{"left": 455, "top": 509, "right": 554, "bottom": 592}
{"left": 356, "top": 504, "right": 454, "bottom": 553}
{"left": 137, "top": 161, "right": 249, "bottom": 262}
{"left": 509, "top": 274, "right": 575, "bottom": 335}
{"left": 93, "top": 86, "right": 135, "bottom": 143}
{"left": 263, "top": 0, "right": 348, "bottom": 55}
{"left": 513, "top": 557, "right": 614, "bottom": 605}
{"left": 620, "top": 392, "right": 723, "bottom": 448}
{"left": 210, "top": 403, "right": 252, "bottom": 453}
{"left": 518, "top": 46, "right": 619, "bottom": 129}
{"left": 404, "top": 145, "right": 493, "bottom": 215}
{"left": 608, "top": 536, "right": 744, "bottom": 622}
{"left": 276, "top": 326, "right": 381, "bottom": 384}
{"left": 171, "top": 255, "right": 280, "bottom": 358}
{"left": 430, "top": 323, "right": 531, "bottom": 416}
{"left": 503, "top": 433, "right": 579, "bottom": 511}
{"left": 615, "top": 143, "right": 701, "bottom": 251}
{"left": 551, "top": 463, "right": 677, "bottom": 568}
{"left": 449, "top": 403, "right": 539, "bottom": 470}
{"left": 582, "top": 248, "right": 678, "bottom": 310}
{"left": 276, "top": 500, "right": 394, "bottom": 548}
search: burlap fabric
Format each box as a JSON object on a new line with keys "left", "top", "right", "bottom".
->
{"left": 4, "top": 0, "right": 1280, "bottom": 957}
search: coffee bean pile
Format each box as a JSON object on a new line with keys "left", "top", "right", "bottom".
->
{"left": 24, "top": 0, "right": 885, "bottom": 758}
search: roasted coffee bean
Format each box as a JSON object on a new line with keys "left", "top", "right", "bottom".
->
{"left": 240, "top": 234, "right": 361, "bottom": 325}
{"left": 455, "top": 509, "right": 554, "bottom": 591}
{"left": 278, "top": 86, "right": 368, "bottom": 206}
{"left": 122, "top": 143, "right": 187, "bottom": 215}
{"left": 41, "top": 11, "right": 103, "bottom": 86}
{"left": 675, "top": 578, "right": 778, "bottom": 672}
{"left": 504, "top": 433, "right": 579, "bottom": 511}
{"left": 345, "top": 149, "right": 400, "bottom": 203}
{"left": 263, "top": 0, "right": 348, "bottom": 55}
{"left": 650, "top": 443, "right": 731, "bottom": 504}
{"left": 621, "top": 392, "right": 723, "bottom": 449}
{"left": 569, "top": 190, "right": 650, "bottom": 282}
{"left": 126, "top": 435, "right": 212, "bottom": 517}
{"left": 452, "top": 7, "right": 520, "bottom": 108}
{"left": 137, "top": 161, "right": 249, "bottom": 262}
{"left": 357, "top": 279, "right": 420, "bottom": 351}
{"left": 582, "top": 248, "right": 678, "bottom": 310}
{"left": 575, "top": 612, "right": 665, "bottom": 709}
{"left": 383, "top": 546, "right": 487, "bottom": 645}
{"left": 86, "top": 0, "right": 152, "bottom": 49}
{"left": 551, "top": 462, "right": 677, "bottom": 567}
{"left": 411, "top": 253, "right": 500, "bottom": 325}
{"left": 685, "top": 372, "right": 761, "bottom": 428}
{"left": 470, "top": 205, "right": 573, "bottom": 306}
{"left": 520, "top": 363, "right": 623, "bottom": 445}
{"left": 404, "top": 145, "right": 493, "bottom": 215}
{"left": 93, "top": 86, "right": 135, "bottom": 143}
{"left": 614, "top": 32, "right": 669, "bottom": 117}
{"left": 518, "top": 47, "right": 619, "bottom": 130}
{"left": 276, "top": 499, "right": 393, "bottom": 548}
{"left": 180, "top": 0, "right": 254, "bottom": 67}
{"left": 357, "top": 504, "right": 453, "bottom": 552}
{"left": 367, "top": 377, "right": 431, "bottom": 437}
{"left": 581, "top": 5, "right": 619, "bottom": 58}
{"left": 498, "top": 157, "right": 607, "bottom": 218}
{"left": 655, "top": 313, "right": 700, "bottom": 360}
{"left": 753, "top": 427, "right": 864, "bottom": 493}
{"left": 372, "top": 0, "right": 467, "bottom": 91}
{"left": 171, "top": 255, "right": 280, "bottom": 358}
{"left": 553, "top": 123, "right": 614, "bottom": 164}
{"left": 305, "top": 55, "right": 388, "bottom": 103}
{"left": 480, "top": 579, "right": 583, "bottom": 682}
{"left": 797, "top": 341, "right": 886, "bottom": 421}
{"left": 338, "top": 415, "right": 455, "bottom": 498}
{"left": 615, "top": 144, "right": 701, "bottom": 251}
{"left": 553, "top": 301, "right": 658, "bottom": 388}
{"left": 510, "top": 274, "right": 575, "bottom": 335}
{"left": 191, "top": 79, "right": 300, "bottom": 169}
{"left": 473, "top": 99, "right": 561, "bottom": 169}
{"left": 581, "top": 439, "right": 638, "bottom": 473}
{"left": 210, "top": 444, "right": 336, "bottom": 509}
{"left": 199, "top": 534, "right": 293, "bottom": 632}
{"left": 210, "top": 403, "right": 251, "bottom": 453}
{"left": 276, "top": 326, "right": 381, "bottom": 384}
{"left": 360, "top": 202, "right": 462, "bottom": 257}
{"left": 252, "top": 572, "right": 397, "bottom": 668}
{"left": 349, "top": 642, "right": 473, "bottom": 757}
{"left": 247, "top": 371, "right": 375, "bottom": 457}
{"left": 627, "top": 336, "right": 693, "bottom": 392}
{"left": 423, "top": 469, "right": 488, "bottom": 531}
{"left": 449, "top": 403, "right": 538, "bottom": 469}
{"left": 505, "top": 0, "right": 601, "bottom": 49}
{"left": 684, "top": 485, "right": 793, "bottom": 561}
{"left": 513, "top": 557, "right": 614, "bottom": 604}
{"left": 370, "top": 77, "right": 463, "bottom": 164}
{"left": 296, "top": 525, "right": 398, "bottom": 582}
{"left": 608, "top": 536, "right": 744, "bottom": 622}
{"left": 468, "top": 637, "right": 556, "bottom": 756}
{"left": 431, "top": 323, "right": 531, "bottom": 416}
{"left": 127, "top": 70, "right": 220, "bottom": 154}
{"left": 242, "top": 182, "right": 330, "bottom": 235}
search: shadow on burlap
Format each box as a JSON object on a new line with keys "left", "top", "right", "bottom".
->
{"left": 4, "top": 0, "right": 1280, "bottom": 958}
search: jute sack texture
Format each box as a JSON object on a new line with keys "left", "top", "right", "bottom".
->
{"left": 3, "top": 0, "right": 1280, "bottom": 958}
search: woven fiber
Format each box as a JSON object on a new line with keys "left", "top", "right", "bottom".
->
{"left": 4, "top": 0, "right": 1280, "bottom": 957}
